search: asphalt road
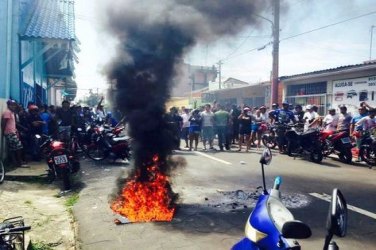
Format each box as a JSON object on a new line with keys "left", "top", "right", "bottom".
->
{"left": 74, "top": 146, "right": 376, "bottom": 250}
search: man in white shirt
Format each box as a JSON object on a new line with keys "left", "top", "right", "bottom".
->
{"left": 201, "top": 104, "right": 215, "bottom": 150}
{"left": 180, "top": 108, "right": 190, "bottom": 148}
{"left": 303, "top": 105, "right": 319, "bottom": 131}
{"left": 322, "top": 108, "right": 338, "bottom": 131}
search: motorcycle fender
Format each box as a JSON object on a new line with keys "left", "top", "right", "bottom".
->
{"left": 232, "top": 237, "right": 260, "bottom": 250}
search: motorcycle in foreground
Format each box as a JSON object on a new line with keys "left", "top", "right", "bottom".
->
{"left": 285, "top": 127, "right": 323, "bottom": 163}
{"left": 37, "top": 133, "right": 80, "bottom": 191}
{"left": 320, "top": 129, "right": 353, "bottom": 164}
{"left": 232, "top": 148, "right": 348, "bottom": 250}
{"left": 0, "top": 216, "right": 31, "bottom": 250}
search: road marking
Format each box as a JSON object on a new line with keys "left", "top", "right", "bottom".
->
{"left": 309, "top": 192, "right": 376, "bottom": 220}
{"left": 194, "top": 151, "right": 232, "bottom": 165}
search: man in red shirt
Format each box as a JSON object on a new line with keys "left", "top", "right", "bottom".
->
{"left": 1, "top": 100, "right": 24, "bottom": 167}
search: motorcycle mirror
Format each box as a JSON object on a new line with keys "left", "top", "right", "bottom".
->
{"left": 35, "top": 134, "right": 41, "bottom": 139}
{"left": 260, "top": 148, "right": 272, "bottom": 165}
{"left": 282, "top": 220, "right": 312, "bottom": 239}
{"left": 326, "top": 189, "right": 347, "bottom": 238}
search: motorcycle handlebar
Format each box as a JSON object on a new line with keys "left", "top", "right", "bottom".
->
{"left": 0, "top": 226, "right": 31, "bottom": 234}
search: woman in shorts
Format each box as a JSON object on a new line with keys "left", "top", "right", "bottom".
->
{"left": 238, "top": 107, "right": 252, "bottom": 152}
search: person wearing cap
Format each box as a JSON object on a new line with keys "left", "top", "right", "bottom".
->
{"left": 323, "top": 108, "right": 338, "bottom": 132}
{"left": 269, "top": 101, "right": 296, "bottom": 153}
{"left": 27, "top": 105, "right": 45, "bottom": 161}
{"left": 1, "top": 100, "right": 26, "bottom": 168}
{"left": 303, "top": 105, "right": 319, "bottom": 131}
{"left": 237, "top": 106, "right": 253, "bottom": 152}
{"left": 336, "top": 105, "right": 352, "bottom": 132}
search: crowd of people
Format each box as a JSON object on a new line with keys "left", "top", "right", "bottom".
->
{"left": 167, "top": 101, "right": 376, "bottom": 161}
{"left": 1, "top": 98, "right": 117, "bottom": 168}
{"left": 2, "top": 97, "right": 375, "bottom": 168}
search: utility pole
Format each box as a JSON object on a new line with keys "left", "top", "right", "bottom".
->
{"left": 217, "top": 60, "right": 223, "bottom": 89}
{"left": 271, "top": 0, "right": 280, "bottom": 105}
{"left": 370, "top": 25, "right": 375, "bottom": 60}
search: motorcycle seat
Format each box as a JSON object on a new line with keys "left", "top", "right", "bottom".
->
{"left": 267, "top": 196, "right": 294, "bottom": 232}
{"left": 112, "top": 136, "right": 130, "bottom": 142}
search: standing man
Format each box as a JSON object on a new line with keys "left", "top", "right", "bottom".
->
{"left": 269, "top": 101, "right": 296, "bottom": 153}
{"left": 180, "top": 108, "right": 190, "bottom": 148}
{"left": 1, "top": 100, "right": 26, "bottom": 167}
{"left": 336, "top": 105, "right": 352, "bottom": 133}
{"left": 230, "top": 105, "right": 241, "bottom": 144}
{"left": 55, "top": 100, "right": 74, "bottom": 142}
{"left": 201, "top": 104, "right": 215, "bottom": 151}
{"left": 322, "top": 108, "right": 338, "bottom": 131}
{"left": 303, "top": 105, "right": 320, "bottom": 131}
{"left": 214, "top": 104, "right": 230, "bottom": 151}
{"left": 167, "top": 107, "right": 183, "bottom": 150}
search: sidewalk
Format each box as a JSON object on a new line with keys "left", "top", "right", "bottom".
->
{"left": 0, "top": 161, "right": 76, "bottom": 249}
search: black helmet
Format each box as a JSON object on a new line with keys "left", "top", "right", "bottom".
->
{"left": 295, "top": 104, "right": 302, "bottom": 109}
{"left": 272, "top": 103, "right": 278, "bottom": 107}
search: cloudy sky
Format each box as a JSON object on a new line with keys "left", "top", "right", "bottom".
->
{"left": 74, "top": 0, "right": 376, "bottom": 98}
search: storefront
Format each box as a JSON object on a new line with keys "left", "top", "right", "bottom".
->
{"left": 280, "top": 62, "right": 376, "bottom": 115}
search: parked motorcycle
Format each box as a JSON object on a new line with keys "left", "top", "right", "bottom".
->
{"left": 232, "top": 148, "right": 348, "bottom": 250}
{"left": 320, "top": 129, "right": 353, "bottom": 164}
{"left": 0, "top": 216, "right": 31, "bottom": 250}
{"left": 86, "top": 125, "right": 131, "bottom": 162}
{"left": 37, "top": 133, "right": 80, "bottom": 191}
{"left": 285, "top": 127, "right": 323, "bottom": 163}
{"left": 358, "top": 127, "right": 376, "bottom": 168}
{"left": 261, "top": 124, "right": 277, "bottom": 149}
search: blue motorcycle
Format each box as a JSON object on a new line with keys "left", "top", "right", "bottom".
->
{"left": 232, "top": 148, "right": 348, "bottom": 250}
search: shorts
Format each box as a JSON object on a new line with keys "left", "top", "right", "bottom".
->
{"left": 5, "top": 133, "right": 23, "bottom": 151}
{"left": 251, "top": 124, "right": 259, "bottom": 132}
{"left": 202, "top": 126, "right": 214, "bottom": 141}
{"left": 189, "top": 125, "right": 201, "bottom": 134}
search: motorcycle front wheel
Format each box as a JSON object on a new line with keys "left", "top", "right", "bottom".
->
{"left": 86, "top": 144, "right": 108, "bottom": 161}
{"left": 339, "top": 148, "right": 352, "bottom": 164}
{"left": 310, "top": 150, "right": 323, "bottom": 163}
{"left": 262, "top": 134, "right": 277, "bottom": 149}
{"left": 360, "top": 146, "right": 376, "bottom": 166}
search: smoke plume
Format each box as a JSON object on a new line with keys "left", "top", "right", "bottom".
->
{"left": 103, "top": 0, "right": 270, "bottom": 179}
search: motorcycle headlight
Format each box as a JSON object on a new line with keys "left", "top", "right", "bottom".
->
{"left": 245, "top": 221, "right": 267, "bottom": 243}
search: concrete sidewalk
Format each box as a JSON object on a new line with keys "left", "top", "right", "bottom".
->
{"left": 1, "top": 160, "right": 77, "bottom": 249}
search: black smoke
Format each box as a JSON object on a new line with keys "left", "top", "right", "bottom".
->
{"left": 103, "top": 0, "right": 271, "bottom": 180}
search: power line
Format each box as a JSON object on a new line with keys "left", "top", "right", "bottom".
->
{"left": 280, "top": 10, "right": 376, "bottom": 41}
{"left": 218, "top": 9, "right": 376, "bottom": 63}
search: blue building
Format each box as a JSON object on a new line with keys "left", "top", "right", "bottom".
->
{"left": 0, "top": 0, "right": 77, "bottom": 110}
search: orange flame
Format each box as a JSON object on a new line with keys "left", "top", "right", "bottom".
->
{"left": 111, "top": 155, "right": 175, "bottom": 222}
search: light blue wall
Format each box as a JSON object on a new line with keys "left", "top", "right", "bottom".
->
{"left": 0, "top": 0, "right": 21, "bottom": 101}
{"left": 0, "top": 0, "right": 9, "bottom": 99}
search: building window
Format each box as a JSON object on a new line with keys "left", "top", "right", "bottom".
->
{"left": 286, "top": 82, "right": 326, "bottom": 96}
{"left": 243, "top": 97, "right": 265, "bottom": 107}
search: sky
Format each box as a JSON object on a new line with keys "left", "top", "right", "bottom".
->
{"left": 74, "top": 0, "right": 376, "bottom": 99}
